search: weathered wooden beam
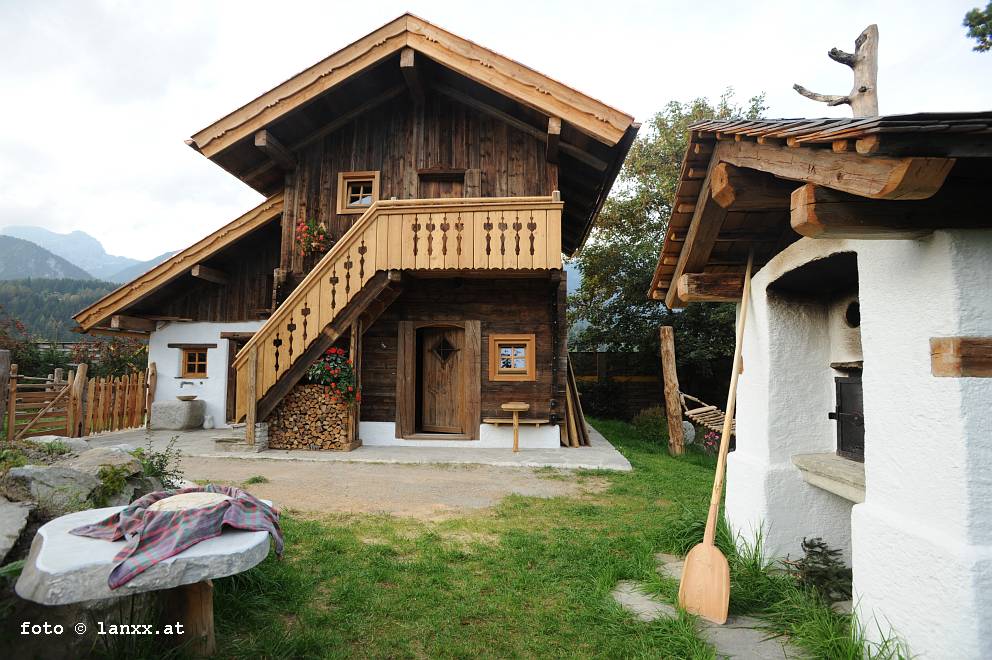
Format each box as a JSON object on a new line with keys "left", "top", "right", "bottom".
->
{"left": 87, "top": 327, "right": 150, "bottom": 340}
{"left": 931, "top": 337, "right": 992, "bottom": 377}
{"left": 110, "top": 315, "right": 156, "bottom": 333}
{"left": 253, "top": 130, "right": 296, "bottom": 171}
{"left": 191, "top": 264, "right": 229, "bottom": 285}
{"left": 399, "top": 47, "right": 426, "bottom": 105}
{"left": 659, "top": 326, "right": 684, "bottom": 456}
{"left": 790, "top": 181, "right": 989, "bottom": 239}
{"left": 717, "top": 140, "right": 955, "bottom": 201}
{"left": 664, "top": 158, "right": 729, "bottom": 309}
{"left": 676, "top": 273, "right": 744, "bottom": 303}
{"left": 546, "top": 116, "right": 561, "bottom": 164}
{"left": 710, "top": 162, "right": 795, "bottom": 210}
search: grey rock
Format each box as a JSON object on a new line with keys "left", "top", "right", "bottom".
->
{"left": 2, "top": 466, "right": 99, "bottom": 514}
{"left": 656, "top": 552, "right": 685, "bottom": 581}
{"left": 128, "top": 475, "right": 165, "bottom": 500}
{"left": 832, "top": 599, "right": 853, "bottom": 614}
{"left": 60, "top": 446, "right": 142, "bottom": 477}
{"left": 16, "top": 504, "right": 272, "bottom": 605}
{"left": 150, "top": 400, "right": 205, "bottom": 430}
{"left": 30, "top": 435, "right": 90, "bottom": 453}
{"left": 610, "top": 580, "right": 678, "bottom": 622}
{"left": 682, "top": 421, "right": 696, "bottom": 445}
{"left": 0, "top": 496, "right": 34, "bottom": 562}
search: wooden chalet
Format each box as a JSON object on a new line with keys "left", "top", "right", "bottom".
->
{"left": 73, "top": 14, "right": 637, "bottom": 450}
{"left": 649, "top": 111, "right": 992, "bottom": 656}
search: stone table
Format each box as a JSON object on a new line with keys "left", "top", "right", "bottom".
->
{"left": 16, "top": 500, "right": 273, "bottom": 656}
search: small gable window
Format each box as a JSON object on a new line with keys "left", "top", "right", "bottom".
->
{"left": 337, "top": 171, "right": 380, "bottom": 214}
{"left": 182, "top": 348, "right": 208, "bottom": 378}
{"left": 489, "top": 334, "right": 536, "bottom": 382}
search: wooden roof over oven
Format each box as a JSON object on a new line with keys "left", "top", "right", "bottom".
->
{"left": 649, "top": 112, "right": 992, "bottom": 308}
{"left": 186, "top": 13, "right": 638, "bottom": 255}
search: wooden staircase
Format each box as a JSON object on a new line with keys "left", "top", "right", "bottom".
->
{"left": 233, "top": 196, "right": 564, "bottom": 425}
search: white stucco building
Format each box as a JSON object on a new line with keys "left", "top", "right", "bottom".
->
{"left": 649, "top": 114, "right": 992, "bottom": 657}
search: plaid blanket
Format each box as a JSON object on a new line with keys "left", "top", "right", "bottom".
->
{"left": 70, "top": 484, "right": 283, "bottom": 589}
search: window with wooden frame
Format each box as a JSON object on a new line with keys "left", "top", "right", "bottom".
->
{"left": 488, "top": 334, "right": 536, "bottom": 382}
{"left": 336, "top": 171, "right": 380, "bottom": 214}
{"left": 181, "top": 348, "right": 209, "bottom": 378}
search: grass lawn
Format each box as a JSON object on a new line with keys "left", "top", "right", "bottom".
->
{"left": 212, "top": 418, "right": 720, "bottom": 658}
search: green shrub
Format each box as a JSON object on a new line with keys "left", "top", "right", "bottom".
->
{"left": 131, "top": 436, "right": 185, "bottom": 489}
{"left": 784, "top": 536, "right": 853, "bottom": 602}
{"left": 243, "top": 475, "right": 269, "bottom": 485}
{"left": 35, "top": 440, "right": 71, "bottom": 457}
{"left": 0, "top": 448, "right": 27, "bottom": 474}
{"left": 90, "top": 464, "right": 131, "bottom": 507}
{"left": 631, "top": 406, "right": 668, "bottom": 444}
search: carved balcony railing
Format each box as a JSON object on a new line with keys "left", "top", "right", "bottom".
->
{"left": 233, "top": 195, "right": 563, "bottom": 423}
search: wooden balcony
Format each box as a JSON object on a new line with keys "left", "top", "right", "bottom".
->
{"left": 233, "top": 195, "right": 564, "bottom": 423}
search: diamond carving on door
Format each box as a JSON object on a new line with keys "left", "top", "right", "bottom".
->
{"left": 433, "top": 338, "right": 458, "bottom": 363}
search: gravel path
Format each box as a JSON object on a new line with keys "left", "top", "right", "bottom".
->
{"left": 181, "top": 456, "right": 600, "bottom": 520}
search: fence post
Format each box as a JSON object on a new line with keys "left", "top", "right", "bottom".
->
{"left": 6, "top": 364, "right": 16, "bottom": 443}
{"left": 68, "top": 363, "right": 88, "bottom": 437}
{"left": 0, "top": 350, "right": 9, "bottom": 437}
{"left": 660, "top": 326, "right": 685, "bottom": 456}
{"left": 146, "top": 362, "right": 157, "bottom": 427}
{"left": 65, "top": 370, "right": 75, "bottom": 436}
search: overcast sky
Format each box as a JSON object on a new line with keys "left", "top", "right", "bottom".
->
{"left": 1, "top": 0, "right": 989, "bottom": 260}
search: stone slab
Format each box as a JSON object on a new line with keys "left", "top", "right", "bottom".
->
{"left": 699, "top": 615, "right": 796, "bottom": 659}
{"left": 791, "top": 452, "right": 865, "bottom": 504}
{"left": 0, "top": 496, "right": 34, "bottom": 563}
{"left": 656, "top": 553, "right": 685, "bottom": 581}
{"left": 611, "top": 580, "right": 677, "bottom": 622}
{"left": 60, "top": 446, "right": 142, "bottom": 477}
{"left": 30, "top": 435, "right": 91, "bottom": 453}
{"left": 88, "top": 425, "right": 633, "bottom": 472}
{"left": 150, "top": 400, "right": 206, "bottom": 431}
{"left": 16, "top": 503, "right": 272, "bottom": 605}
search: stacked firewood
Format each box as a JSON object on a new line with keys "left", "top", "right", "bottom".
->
{"left": 268, "top": 384, "right": 357, "bottom": 450}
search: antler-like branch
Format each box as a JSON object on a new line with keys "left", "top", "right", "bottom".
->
{"left": 794, "top": 24, "right": 879, "bottom": 117}
{"left": 792, "top": 85, "right": 850, "bottom": 107}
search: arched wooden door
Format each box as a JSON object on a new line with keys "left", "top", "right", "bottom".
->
{"left": 419, "top": 326, "right": 464, "bottom": 433}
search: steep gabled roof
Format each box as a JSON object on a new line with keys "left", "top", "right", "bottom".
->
{"left": 188, "top": 13, "right": 634, "bottom": 158}
{"left": 185, "top": 14, "right": 638, "bottom": 255}
{"left": 73, "top": 194, "right": 283, "bottom": 331}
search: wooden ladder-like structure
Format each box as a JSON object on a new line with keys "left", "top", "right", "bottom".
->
{"left": 681, "top": 392, "right": 736, "bottom": 436}
{"left": 234, "top": 196, "right": 564, "bottom": 428}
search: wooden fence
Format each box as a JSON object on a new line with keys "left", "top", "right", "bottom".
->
{"left": 3, "top": 362, "right": 157, "bottom": 441}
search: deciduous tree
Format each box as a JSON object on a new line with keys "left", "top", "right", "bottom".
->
{"left": 569, "top": 90, "right": 765, "bottom": 380}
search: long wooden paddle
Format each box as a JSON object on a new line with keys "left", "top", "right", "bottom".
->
{"left": 678, "top": 251, "right": 754, "bottom": 624}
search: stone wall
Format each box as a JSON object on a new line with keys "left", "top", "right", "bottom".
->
{"left": 267, "top": 383, "right": 358, "bottom": 451}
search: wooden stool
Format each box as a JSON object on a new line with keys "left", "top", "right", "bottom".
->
{"left": 501, "top": 402, "right": 530, "bottom": 452}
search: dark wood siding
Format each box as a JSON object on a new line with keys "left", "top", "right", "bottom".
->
{"left": 361, "top": 276, "right": 566, "bottom": 423}
{"left": 134, "top": 221, "right": 281, "bottom": 322}
{"left": 284, "top": 94, "right": 554, "bottom": 272}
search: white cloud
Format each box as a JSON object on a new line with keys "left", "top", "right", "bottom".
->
{"left": 1, "top": 0, "right": 989, "bottom": 259}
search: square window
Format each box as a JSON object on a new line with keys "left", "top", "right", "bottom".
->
{"left": 489, "top": 334, "right": 536, "bottom": 381}
{"left": 337, "top": 171, "right": 380, "bottom": 214}
{"left": 181, "top": 348, "right": 208, "bottom": 378}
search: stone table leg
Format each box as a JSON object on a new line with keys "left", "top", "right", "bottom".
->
{"left": 162, "top": 579, "right": 216, "bottom": 656}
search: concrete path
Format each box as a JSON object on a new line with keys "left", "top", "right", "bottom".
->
{"left": 610, "top": 554, "right": 803, "bottom": 659}
{"left": 87, "top": 425, "right": 632, "bottom": 472}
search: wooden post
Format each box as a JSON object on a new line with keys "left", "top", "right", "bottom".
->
{"left": 5, "top": 364, "right": 15, "bottom": 443}
{"left": 67, "top": 364, "right": 87, "bottom": 437}
{"left": 660, "top": 326, "right": 685, "bottom": 456}
{"left": 245, "top": 348, "right": 257, "bottom": 445}
{"left": 349, "top": 320, "right": 363, "bottom": 446}
{"left": 146, "top": 362, "right": 157, "bottom": 427}
{"left": 0, "top": 350, "right": 9, "bottom": 437}
{"left": 161, "top": 579, "right": 216, "bottom": 657}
